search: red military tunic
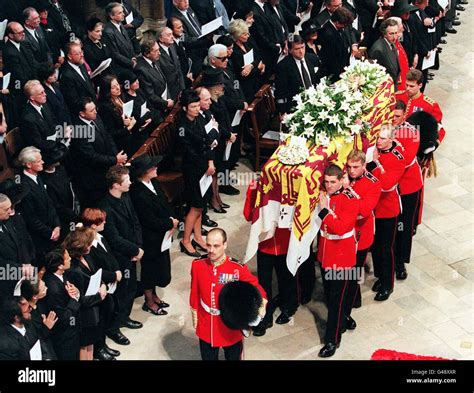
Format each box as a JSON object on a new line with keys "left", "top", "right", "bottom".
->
{"left": 317, "top": 188, "right": 359, "bottom": 269}
{"left": 396, "top": 41, "right": 409, "bottom": 91}
{"left": 349, "top": 171, "right": 382, "bottom": 251}
{"left": 370, "top": 143, "right": 406, "bottom": 219}
{"left": 395, "top": 122, "right": 423, "bottom": 195}
{"left": 190, "top": 256, "right": 267, "bottom": 347}
{"left": 395, "top": 90, "right": 445, "bottom": 142}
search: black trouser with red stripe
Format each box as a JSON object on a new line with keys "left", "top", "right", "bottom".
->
{"left": 395, "top": 190, "right": 421, "bottom": 271}
{"left": 199, "top": 339, "right": 242, "bottom": 361}
{"left": 320, "top": 265, "right": 351, "bottom": 345}
{"left": 372, "top": 217, "right": 398, "bottom": 292}
{"left": 344, "top": 249, "right": 369, "bottom": 318}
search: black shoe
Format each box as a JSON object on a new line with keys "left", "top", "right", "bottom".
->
{"left": 275, "top": 312, "right": 292, "bottom": 325}
{"left": 142, "top": 303, "right": 168, "bottom": 315}
{"left": 374, "top": 288, "right": 393, "bottom": 301}
{"left": 453, "top": 20, "right": 461, "bottom": 26}
{"left": 219, "top": 185, "right": 240, "bottom": 195}
{"left": 428, "top": 72, "right": 435, "bottom": 77}
{"left": 192, "top": 239, "right": 207, "bottom": 252}
{"left": 201, "top": 216, "right": 217, "bottom": 228}
{"left": 459, "top": 0, "right": 468, "bottom": 4}
{"left": 318, "top": 342, "right": 339, "bottom": 358}
{"left": 180, "top": 241, "right": 201, "bottom": 258}
{"left": 104, "top": 344, "right": 120, "bottom": 357}
{"left": 201, "top": 227, "right": 209, "bottom": 236}
{"left": 220, "top": 202, "right": 230, "bottom": 209}
{"left": 252, "top": 326, "right": 267, "bottom": 336}
{"left": 300, "top": 295, "right": 312, "bottom": 305}
{"left": 107, "top": 331, "right": 130, "bottom": 346}
{"left": 120, "top": 319, "right": 143, "bottom": 329}
{"left": 94, "top": 348, "right": 116, "bottom": 361}
{"left": 155, "top": 300, "right": 170, "bottom": 309}
{"left": 396, "top": 268, "right": 408, "bottom": 280}
{"left": 456, "top": 4, "right": 465, "bottom": 11}
{"left": 210, "top": 205, "right": 227, "bottom": 213}
{"left": 372, "top": 279, "right": 382, "bottom": 293}
{"left": 352, "top": 297, "right": 362, "bottom": 308}
{"left": 346, "top": 316, "right": 357, "bottom": 330}
{"left": 440, "top": 39, "right": 447, "bottom": 44}
{"left": 446, "top": 27, "right": 457, "bottom": 33}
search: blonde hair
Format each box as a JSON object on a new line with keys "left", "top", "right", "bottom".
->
{"left": 24, "top": 80, "right": 42, "bottom": 97}
{"left": 347, "top": 150, "right": 366, "bottom": 164}
{"left": 228, "top": 19, "right": 249, "bottom": 41}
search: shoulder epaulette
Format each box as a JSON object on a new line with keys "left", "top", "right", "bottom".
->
{"left": 392, "top": 149, "right": 404, "bottom": 160}
{"left": 229, "top": 257, "right": 244, "bottom": 266}
{"left": 365, "top": 171, "right": 378, "bottom": 183}
{"left": 346, "top": 186, "right": 360, "bottom": 199}
{"left": 423, "top": 95, "right": 435, "bottom": 105}
{"left": 342, "top": 188, "right": 358, "bottom": 199}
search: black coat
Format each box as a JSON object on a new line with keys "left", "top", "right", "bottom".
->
{"left": 0, "top": 324, "right": 33, "bottom": 360}
{"left": 2, "top": 40, "right": 38, "bottom": 91}
{"left": 67, "top": 257, "right": 102, "bottom": 328}
{"left": 275, "top": 53, "right": 322, "bottom": 114}
{"left": 86, "top": 235, "right": 120, "bottom": 284}
{"left": 97, "top": 100, "right": 131, "bottom": 154}
{"left": 408, "top": 11, "right": 431, "bottom": 58}
{"left": 250, "top": 2, "right": 281, "bottom": 65}
{"left": 83, "top": 37, "right": 114, "bottom": 76}
{"left": 158, "top": 44, "right": 185, "bottom": 101}
{"left": 318, "top": 21, "right": 351, "bottom": 82}
{"left": 19, "top": 102, "right": 58, "bottom": 150}
{"left": 369, "top": 37, "right": 400, "bottom": 87}
{"left": 70, "top": 115, "right": 118, "bottom": 195}
{"left": 0, "top": 213, "right": 36, "bottom": 298}
{"left": 29, "top": 303, "right": 57, "bottom": 360}
{"left": 98, "top": 192, "right": 142, "bottom": 270}
{"left": 189, "top": 0, "right": 216, "bottom": 24}
{"left": 42, "top": 271, "right": 80, "bottom": 360}
{"left": 129, "top": 180, "right": 174, "bottom": 260}
{"left": 23, "top": 26, "right": 53, "bottom": 64}
{"left": 135, "top": 57, "right": 169, "bottom": 114}
{"left": 102, "top": 21, "right": 136, "bottom": 71}
{"left": 19, "top": 173, "right": 60, "bottom": 260}
{"left": 59, "top": 61, "right": 96, "bottom": 114}
{"left": 401, "top": 20, "right": 417, "bottom": 67}
{"left": 43, "top": 82, "right": 72, "bottom": 127}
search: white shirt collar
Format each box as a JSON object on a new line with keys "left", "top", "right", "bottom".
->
{"left": 68, "top": 61, "right": 85, "bottom": 80}
{"left": 255, "top": 1, "right": 265, "bottom": 11}
{"left": 79, "top": 116, "right": 93, "bottom": 126}
{"left": 111, "top": 20, "right": 122, "bottom": 32}
{"left": 144, "top": 56, "right": 154, "bottom": 67}
{"left": 141, "top": 180, "right": 157, "bottom": 194}
{"left": 53, "top": 273, "right": 64, "bottom": 282}
{"left": 10, "top": 324, "right": 26, "bottom": 336}
{"left": 25, "top": 26, "right": 38, "bottom": 39}
{"left": 159, "top": 43, "right": 170, "bottom": 55}
{"left": 11, "top": 40, "right": 21, "bottom": 50}
{"left": 92, "top": 233, "right": 106, "bottom": 249}
{"left": 29, "top": 101, "right": 43, "bottom": 116}
{"left": 23, "top": 170, "right": 38, "bottom": 184}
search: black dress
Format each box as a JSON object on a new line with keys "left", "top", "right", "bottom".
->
{"left": 68, "top": 257, "right": 103, "bottom": 347}
{"left": 98, "top": 99, "right": 132, "bottom": 155}
{"left": 83, "top": 37, "right": 115, "bottom": 84}
{"left": 178, "top": 115, "right": 214, "bottom": 209}
{"left": 230, "top": 41, "right": 263, "bottom": 102}
{"left": 130, "top": 179, "right": 175, "bottom": 289}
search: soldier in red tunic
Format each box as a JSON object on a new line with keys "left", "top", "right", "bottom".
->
{"left": 317, "top": 164, "right": 359, "bottom": 358}
{"left": 343, "top": 150, "right": 382, "bottom": 319}
{"left": 190, "top": 228, "right": 267, "bottom": 360}
{"left": 392, "top": 101, "right": 424, "bottom": 280}
{"left": 395, "top": 69, "right": 445, "bottom": 143}
{"left": 367, "top": 124, "right": 406, "bottom": 301}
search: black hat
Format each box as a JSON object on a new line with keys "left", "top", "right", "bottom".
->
{"left": 0, "top": 179, "right": 29, "bottom": 205}
{"left": 41, "top": 141, "right": 67, "bottom": 167}
{"left": 34, "top": 0, "right": 51, "bottom": 12}
{"left": 406, "top": 111, "right": 439, "bottom": 156}
{"left": 200, "top": 68, "right": 225, "bottom": 88}
{"left": 233, "top": 3, "right": 253, "bottom": 20}
{"left": 300, "top": 21, "right": 322, "bottom": 40}
{"left": 130, "top": 154, "right": 163, "bottom": 179}
{"left": 391, "top": 0, "right": 418, "bottom": 16}
{"left": 118, "top": 70, "right": 139, "bottom": 87}
{"left": 219, "top": 281, "right": 262, "bottom": 330}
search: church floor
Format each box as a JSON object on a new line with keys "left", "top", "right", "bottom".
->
{"left": 116, "top": 7, "right": 474, "bottom": 360}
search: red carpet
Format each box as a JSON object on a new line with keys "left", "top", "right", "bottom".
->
{"left": 371, "top": 349, "right": 452, "bottom": 360}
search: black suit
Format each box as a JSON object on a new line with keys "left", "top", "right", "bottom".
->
{"left": 19, "top": 102, "right": 58, "bottom": 150}
{"left": 87, "top": 236, "right": 120, "bottom": 285}
{"left": 401, "top": 20, "right": 417, "bottom": 68}
{"left": 135, "top": 56, "right": 169, "bottom": 113}
{"left": 46, "top": 2, "right": 73, "bottom": 44}
{"left": 0, "top": 213, "right": 36, "bottom": 299}
{"left": 190, "top": 0, "right": 216, "bottom": 24}
{"left": 102, "top": 21, "right": 136, "bottom": 72}
{"left": 369, "top": 37, "right": 400, "bottom": 87}
{"left": 130, "top": 180, "right": 174, "bottom": 289}
{"left": 70, "top": 115, "right": 118, "bottom": 207}
{"left": 2, "top": 40, "right": 38, "bottom": 90}
{"left": 97, "top": 100, "right": 131, "bottom": 154}
{"left": 275, "top": 54, "right": 322, "bottom": 114}
{"left": 318, "top": 21, "right": 351, "bottom": 82}
{"left": 19, "top": 173, "right": 60, "bottom": 265}
{"left": 0, "top": 325, "right": 33, "bottom": 360}
{"left": 30, "top": 302, "right": 57, "bottom": 360}
{"left": 43, "top": 271, "right": 80, "bottom": 360}
{"left": 158, "top": 44, "right": 185, "bottom": 101}
{"left": 98, "top": 192, "right": 142, "bottom": 331}
{"left": 59, "top": 62, "right": 96, "bottom": 115}
{"left": 23, "top": 26, "right": 53, "bottom": 63}
{"left": 43, "top": 82, "right": 72, "bottom": 127}
{"left": 83, "top": 37, "right": 114, "bottom": 77}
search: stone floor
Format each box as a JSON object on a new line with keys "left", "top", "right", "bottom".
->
{"left": 117, "top": 8, "right": 474, "bottom": 360}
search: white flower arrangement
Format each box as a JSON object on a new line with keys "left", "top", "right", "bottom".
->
{"left": 282, "top": 77, "right": 370, "bottom": 148}
{"left": 341, "top": 59, "right": 387, "bottom": 97}
{"left": 277, "top": 143, "right": 310, "bottom": 166}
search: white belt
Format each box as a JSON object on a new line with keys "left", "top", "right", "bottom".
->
{"left": 381, "top": 185, "right": 397, "bottom": 193}
{"left": 357, "top": 215, "right": 364, "bottom": 220}
{"left": 200, "top": 299, "right": 220, "bottom": 315}
{"left": 321, "top": 229, "right": 354, "bottom": 240}
{"left": 405, "top": 157, "right": 417, "bottom": 168}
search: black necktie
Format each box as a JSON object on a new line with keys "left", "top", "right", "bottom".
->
{"left": 187, "top": 11, "right": 201, "bottom": 35}
{"left": 300, "top": 59, "right": 311, "bottom": 89}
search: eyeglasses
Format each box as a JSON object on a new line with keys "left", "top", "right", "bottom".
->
{"left": 215, "top": 56, "right": 228, "bottom": 61}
